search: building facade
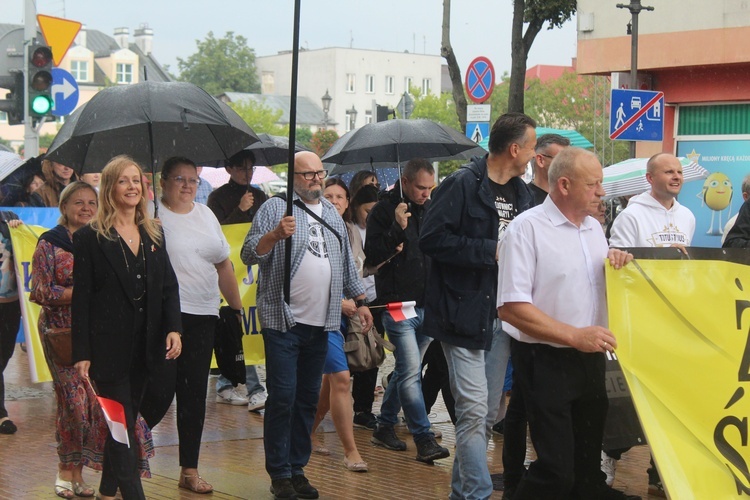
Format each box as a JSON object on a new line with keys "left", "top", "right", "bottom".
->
{"left": 576, "top": 0, "right": 750, "bottom": 246}
{"left": 256, "top": 47, "right": 443, "bottom": 134}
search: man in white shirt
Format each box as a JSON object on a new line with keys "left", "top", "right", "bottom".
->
{"left": 497, "top": 147, "right": 633, "bottom": 500}
{"left": 609, "top": 153, "right": 695, "bottom": 250}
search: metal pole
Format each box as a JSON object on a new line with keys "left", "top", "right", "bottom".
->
{"left": 617, "top": 0, "right": 654, "bottom": 159}
{"left": 283, "top": 0, "right": 302, "bottom": 304}
{"left": 24, "top": 0, "right": 39, "bottom": 158}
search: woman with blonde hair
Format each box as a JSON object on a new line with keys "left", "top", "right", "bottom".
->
{"left": 31, "top": 159, "right": 78, "bottom": 207}
{"left": 31, "top": 181, "right": 155, "bottom": 498}
{"left": 72, "top": 156, "right": 182, "bottom": 500}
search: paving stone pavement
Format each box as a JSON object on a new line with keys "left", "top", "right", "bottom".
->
{"left": 1, "top": 344, "right": 654, "bottom": 499}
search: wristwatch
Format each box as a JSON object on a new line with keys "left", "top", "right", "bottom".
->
{"left": 354, "top": 298, "right": 369, "bottom": 308}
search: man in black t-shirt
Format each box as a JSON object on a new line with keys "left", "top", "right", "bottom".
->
{"left": 528, "top": 133, "right": 571, "bottom": 206}
{"left": 420, "top": 113, "right": 535, "bottom": 499}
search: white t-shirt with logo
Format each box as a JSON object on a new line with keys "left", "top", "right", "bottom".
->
{"left": 290, "top": 202, "right": 332, "bottom": 326}
{"left": 159, "top": 202, "right": 230, "bottom": 316}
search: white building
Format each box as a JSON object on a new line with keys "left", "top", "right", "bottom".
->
{"left": 256, "top": 47, "right": 443, "bottom": 134}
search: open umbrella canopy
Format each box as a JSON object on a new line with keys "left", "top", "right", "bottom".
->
{"left": 247, "top": 133, "right": 311, "bottom": 166}
{"left": 199, "top": 165, "right": 280, "bottom": 188}
{"left": 603, "top": 157, "right": 709, "bottom": 199}
{"left": 0, "top": 151, "right": 24, "bottom": 183}
{"left": 321, "top": 119, "right": 481, "bottom": 172}
{"left": 45, "top": 81, "right": 259, "bottom": 174}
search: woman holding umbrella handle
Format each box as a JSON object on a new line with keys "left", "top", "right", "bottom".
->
{"left": 72, "top": 155, "right": 182, "bottom": 500}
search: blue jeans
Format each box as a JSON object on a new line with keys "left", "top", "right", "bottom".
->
{"left": 216, "top": 365, "right": 265, "bottom": 396}
{"left": 442, "top": 322, "right": 510, "bottom": 500}
{"left": 262, "top": 324, "right": 328, "bottom": 480}
{"left": 378, "top": 307, "right": 433, "bottom": 440}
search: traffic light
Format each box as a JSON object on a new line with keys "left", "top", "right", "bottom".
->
{"left": 27, "top": 41, "right": 53, "bottom": 118}
{"left": 375, "top": 104, "right": 395, "bottom": 122}
{"left": 0, "top": 71, "right": 24, "bottom": 125}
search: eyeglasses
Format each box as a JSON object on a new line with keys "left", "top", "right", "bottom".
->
{"left": 294, "top": 170, "right": 328, "bottom": 181}
{"left": 539, "top": 153, "right": 555, "bottom": 160}
{"left": 167, "top": 175, "right": 201, "bottom": 186}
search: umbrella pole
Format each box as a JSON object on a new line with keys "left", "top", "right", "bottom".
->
{"left": 397, "top": 149, "right": 403, "bottom": 200}
{"left": 283, "top": 0, "right": 302, "bottom": 305}
{"left": 148, "top": 121, "right": 159, "bottom": 218}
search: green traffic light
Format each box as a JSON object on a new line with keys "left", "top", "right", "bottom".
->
{"left": 31, "top": 95, "right": 52, "bottom": 115}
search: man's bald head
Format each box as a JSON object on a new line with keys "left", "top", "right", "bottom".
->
{"left": 293, "top": 151, "right": 326, "bottom": 202}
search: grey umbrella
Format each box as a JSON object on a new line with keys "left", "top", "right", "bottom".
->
{"left": 45, "top": 81, "right": 259, "bottom": 175}
{"left": 247, "top": 133, "right": 311, "bottom": 167}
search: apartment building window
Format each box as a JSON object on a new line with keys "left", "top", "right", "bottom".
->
{"left": 404, "top": 76, "right": 413, "bottom": 93}
{"left": 261, "top": 71, "right": 275, "bottom": 94}
{"left": 365, "top": 111, "right": 372, "bottom": 125}
{"left": 385, "top": 75, "right": 394, "bottom": 95}
{"left": 70, "top": 60, "right": 89, "bottom": 82}
{"left": 346, "top": 73, "right": 356, "bottom": 93}
{"left": 116, "top": 63, "right": 133, "bottom": 84}
{"left": 365, "top": 74, "right": 375, "bottom": 94}
{"left": 0, "top": 111, "right": 7, "bottom": 123}
{"left": 422, "top": 78, "right": 431, "bottom": 95}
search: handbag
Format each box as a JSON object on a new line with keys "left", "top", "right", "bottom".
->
{"left": 43, "top": 327, "right": 73, "bottom": 366}
{"left": 343, "top": 313, "right": 395, "bottom": 372}
{"left": 213, "top": 306, "right": 246, "bottom": 386}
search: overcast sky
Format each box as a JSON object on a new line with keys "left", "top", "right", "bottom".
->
{"left": 6, "top": 0, "right": 578, "bottom": 81}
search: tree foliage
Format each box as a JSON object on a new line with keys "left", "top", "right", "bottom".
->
{"left": 178, "top": 32, "right": 261, "bottom": 95}
{"left": 310, "top": 129, "right": 339, "bottom": 157}
{"left": 508, "top": 0, "right": 576, "bottom": 112}
{"left": 228, "top": 100, "right": 287, "bottom": 137}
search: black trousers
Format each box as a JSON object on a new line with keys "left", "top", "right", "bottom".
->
{"left": 351, "top": 310, "right": 384, "bottom": 413}
{"left": 421, "top": 340, "right": 456, "bottom": 424}
{"left": 503, "top": 339, "right": 529, "bottom": 490}
{"left": 513, "top": 341, "right": 609, "bottom": 500}
{"left": 140, "top": 313, "right": 216, "bottom": 468}
{"left": 0, "top": 300, "right": 21, "bottom": 420}
{"left": 95, "top": 366, "right": 148, "bottom": 499}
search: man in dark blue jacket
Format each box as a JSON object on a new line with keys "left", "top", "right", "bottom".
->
{"left": 420, "top": 113, "right": 536, "bottom": 499}
{"left": 365, "top": 158, "right": 450, "bottom": 464}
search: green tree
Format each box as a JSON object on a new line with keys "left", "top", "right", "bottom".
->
{"left": 178, "top": 32, "right": 261, "bottom": 95}
{"left": 295, "top": 127, "right": 313, "bottom": 149}
{"left": 408, "top": 89, "right": 461, "bottom": 130}
{"left": 310, "top": 129, "right": 339, "bottom": 157}
{"left": 509, "top": 0, "right": 576, "bottom": 112}
{"left": 229, "top": 100, "right": 287, "bottom": 137}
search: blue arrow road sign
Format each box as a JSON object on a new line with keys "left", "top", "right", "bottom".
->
{"left": 466, "top": 122, "right": 490, "bottom": 148}
{"left": 51, "top": 67, "right": 79, "bottom": 117}
{"left": 609, "top": 89, "right": 664, "bottom": 142}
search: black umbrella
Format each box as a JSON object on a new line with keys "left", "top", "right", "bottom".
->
{"left": 321, "top": 119, "right": 483, "bottom": 196}
{"left": 45, "top": 81, "right": 259, "bottom": 175}
{"left": 247, "top": 133, "right": 311, "bottom": 166}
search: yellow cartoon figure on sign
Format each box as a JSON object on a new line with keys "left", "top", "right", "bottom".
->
{"left": 699, "top": 172, "right": 733, "bottom": 235}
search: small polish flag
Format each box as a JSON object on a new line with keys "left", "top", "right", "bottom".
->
{"left": 97, "top": 396, "right": 130, "bottom": 447}
{"left": 386, "top": 301, "right": 417, "bottom": 322}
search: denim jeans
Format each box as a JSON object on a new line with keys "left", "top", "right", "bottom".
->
{"left": 442, "top": 321, "right": 510, "bottom": 500}
{"left": 215, "top": 365, "right": 265, "bottom": 396}
{"left": 378, "top": 307, "right": 433, "bottom": 440}
{"left": 262, "top": 324, "right": 328, "bottom": 480}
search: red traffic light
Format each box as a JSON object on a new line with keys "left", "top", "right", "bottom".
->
{"left": 30, "top": 46, "right": 52, "bottom": 68}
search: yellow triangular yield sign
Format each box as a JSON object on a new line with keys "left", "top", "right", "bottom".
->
{"left": 37, "top": 14, "right": 82, "bottom": 67}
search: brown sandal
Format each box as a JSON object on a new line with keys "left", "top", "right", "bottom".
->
{"left": 178, "top": 473, "right": 213, "bottom": 494}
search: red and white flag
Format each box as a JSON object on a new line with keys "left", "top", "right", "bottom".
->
{"left": 386, "top": 301, "right": 417, "bottom": 322}
{"left": 97, "top": 396, "right": 130, "bottom": 447}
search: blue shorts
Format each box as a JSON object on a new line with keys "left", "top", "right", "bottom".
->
{"left": 323, "top": 331, "right": 349, "bottom": 374}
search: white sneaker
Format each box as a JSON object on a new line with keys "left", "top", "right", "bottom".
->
{"left": 216, "top": 387, "right": 249, "bottom": 406}
{"left": 248, "top": 391, "right": 267, "bottom": 412}
{"left": 601, "top": 450, "right": 617, "bottom": 486}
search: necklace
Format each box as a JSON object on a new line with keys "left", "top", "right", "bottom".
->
{"left": 118, "top": 235, "right": 147, "bottom": 301}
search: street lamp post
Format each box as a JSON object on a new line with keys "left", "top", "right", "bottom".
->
{"left": 617, "top": 0, "right": 654, "bottom": 159}
{"left": 348, "top": 105, "right": 357, "bottom": 131}
{"left": 321, "top": 89, "right": 332, "bottom": 130}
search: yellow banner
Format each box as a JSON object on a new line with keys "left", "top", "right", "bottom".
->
{"left": 10, "top": 224, "right": 52, "bottom": 383}
{"left": 9, "top": 221, "right": 265, "bottom": 383}
{"left": 607, "top": 258, "right": 750, "bottom": 499}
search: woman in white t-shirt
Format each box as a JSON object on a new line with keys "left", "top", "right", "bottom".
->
{"left": 140, "top": 157, "right": 243, "bottom": 494}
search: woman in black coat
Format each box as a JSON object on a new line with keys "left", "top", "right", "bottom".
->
{"left": 72, "top": 155, "right": 182, "bottom": 500}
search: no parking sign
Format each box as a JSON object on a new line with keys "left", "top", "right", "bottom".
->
{"left": 465, "top": 56, "right": 495, "bottom": 104}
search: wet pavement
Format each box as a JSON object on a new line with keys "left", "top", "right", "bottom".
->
{"left": 1, "top": 344, "right": 655, "bottom": 499}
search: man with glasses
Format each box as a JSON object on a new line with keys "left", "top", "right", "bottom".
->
{"left": 529, "top": 134, "right": 571, "bottom": 206}
{"left": 208, "top": 149, "right": 269, "bottom": 410}
{"left": 242, "top": 151, "right": 372, "bottom": 500}
{"left": 365, "top": 158, "right": 450, "bottom": 464}
{"left": 208, "top": 149, "right": 268, "bottom": 224}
